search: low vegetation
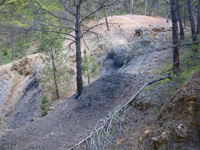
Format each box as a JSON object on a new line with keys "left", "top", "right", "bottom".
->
{"left": 40, "top": 96, "right": 50, "bottom": 117}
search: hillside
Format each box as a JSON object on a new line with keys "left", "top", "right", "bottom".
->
{"left": 0, "top": 14, "right": 200, "bottom": 150}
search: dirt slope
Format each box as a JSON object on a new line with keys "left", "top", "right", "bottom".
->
{"left": 0, "top": 15, "right": 173, "bottom": 150}
{"left": 0, "top": 55, "right": 43, "bottom": 131}
{"left": 0, "top": 73, "right": 155, "bottom": 150}
{"left": 64, "top": 15, "right": 172, "bottom": 77}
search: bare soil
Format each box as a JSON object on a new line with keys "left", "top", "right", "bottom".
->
{"left": 0, "top": 73, "right": 155, "bottom": 150}
{"left": 0, "top": 15, "right": 174, "bottom": 150}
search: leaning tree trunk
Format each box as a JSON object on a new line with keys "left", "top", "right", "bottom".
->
{"left": 187, "top": 0, "right": 197, "bottom": 41}
{"left": 75, "top": 3, "right": 83, "bottom": 96}
{"left": 197, "top": 0, "right": 200, "bottom": 34}
{"left": 51, "top": 50, "right": 60, "bottom": 99}
{"left": 176, "top": 0, "right": 184, "bottom": 41}
{"left": 10, "top": 34, "right": 15, "bottom": 62}
{"left": 170, "top": 0, "right": 180, "bottom": 74}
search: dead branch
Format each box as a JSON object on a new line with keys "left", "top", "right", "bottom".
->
{"left": 68, "top": 74, "right": 171, "bottom": 150}
{"left": 33, "top": 1, "right": 75, "bottom": 24}
{"left": 157, "top": 41, "right": 200, "bottom": 51}
{"left": 177, "top": 41, "right": 200, "bottom": 47}
{"left": 59, "top": 0, "right": 76, "bottom": 16}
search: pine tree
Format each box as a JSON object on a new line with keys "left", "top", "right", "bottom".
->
{"left": 38, "top": 28, "right": 70, "bottom": 99}
{"left": 82, "top": 50, "right": 98, "bottom": 84}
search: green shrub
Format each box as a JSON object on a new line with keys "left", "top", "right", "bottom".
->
{"left": 3, "top": 50, "right": 7, "bottom": 56}
{"left": 40, "top": 96, "right": 50, "bottom": 117}
{"left": 41, "top": 96, "right": 49, "bottom": 104}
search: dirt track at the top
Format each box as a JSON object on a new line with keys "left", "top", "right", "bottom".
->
{"left": 0, "top": 73, "right": 154, "bottom": 150}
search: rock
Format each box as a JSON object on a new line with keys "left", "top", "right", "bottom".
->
{"left": 174, "top": 124, "right": 187, "bottom": 142}
{"left": 184, "top": 95, "right": 197, "bottom": 101}
{"left": 135, "top": 29, "right": 143, "bottom": 36}
{"left": 152, "top": 27, "right": 165, "bottom": 32}
{"left": 11, "top": 57, "right": 33, "bottom": 76}
{"left": 134, "top": 101, "right": 151, "bottom": 111}
{"left": 139, "top": 129, "right": 151, "bottom": 142}
{"left": 152, "top": 131, "right": 171, "bottom": 150}
{"left": 30, "top": 118, "right": 35, "bottom": 121}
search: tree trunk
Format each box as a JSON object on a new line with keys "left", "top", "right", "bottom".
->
{"left": 176, "top": 0, "right": 184, "bottom": 41}
{"left": 145, "top": 0, "right": 147, "bottom": 16}
{"left": 87, "top": 68, "right": 90, "bottom": 84}
{"left": 149, "top": 0, "right": 154, "bottom": 16}
{"left": 96, "top": 11, "right": 100, "bottom": 20}
{"left": 10, "top": 34, "right": 15, "bottom": 62}
{"left": 104, "top": 8, "right": 110, "bottom": 31}
{"left": 166, "top": 6, "right": 170, "bottom": 23}
{"left": 75, "top": 3, "right": 83, "bottom": 96}
{"left": 197, "top": 0, "right": 200, "bottom": 34}
{"left": 183, "top": 4, "right": 187, "bottom": 29}
{"left": 131, "top": 0, "right": 134, "bottom": 14}
{"left": 51, "top": 50, "right": 60, "bottom": 99}
{"left": 187, "top": 0, "right": 197, "bottom": 41}
{"left": 170, "top": 0, "right": 180, "bottom": 74}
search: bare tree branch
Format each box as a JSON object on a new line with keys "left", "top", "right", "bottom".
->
{"left": 40, "top": 23, "right": 75, "bottom": 31}
{"left": 63, "top": 37, "right": 75, "bottom": 42}
{"left": 34, "top": 1, "right": 75, "bottom": 25}
{"left": 80, "top": 0, "right": 118, "bottom": 24}
{"left": 59, "top": 0, "right": 76, "bottom": 16}
{"left": 80, "top": 22, "right": 105, "bottom": 38}
{"left": 31, "top": 28, "right": 75, "bottom": 39}
{"left": 68, "top": 41, "right": 76, "bottom": 51}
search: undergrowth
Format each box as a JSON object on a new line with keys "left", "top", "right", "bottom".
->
{"left": 146, "top": 37, "right": 200, "bottom": 92}
{"left": 40, "top": 96, "right": 50, "bottom": 117}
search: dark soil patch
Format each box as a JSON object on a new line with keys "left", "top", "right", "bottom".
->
{"left": 0, "top": 73, "right": 154, "bottom": 150}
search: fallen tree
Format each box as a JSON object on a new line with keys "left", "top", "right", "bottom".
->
{"left": 67, "top": 74, "right": 171, "bottom": 150}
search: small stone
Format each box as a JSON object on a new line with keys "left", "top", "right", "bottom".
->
{"left": 140, "top": 129, "right": 151, "bottom": 142}
{"left": 135, "top": 29, "right": 143, "bottom": 36}
{"left": 31, "top": 118, "right": 35, "bottom": 121}
{"left": 175, "top": 124, "right": 187, "bottom": 142}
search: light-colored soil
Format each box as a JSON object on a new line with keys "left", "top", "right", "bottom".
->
{"left": 64, "top": 14, "right": 172, "bottom": 80}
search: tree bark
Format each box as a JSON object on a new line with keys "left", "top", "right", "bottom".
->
{"left": 104, "top": 8, "right": 110, "bottom": 31}
{"left": 75, "top": 2, "right": 83, "bottom": 96}
{"left": 166, "top": 6, "right": 170, "bottom": 23}
{"left": 170, "top": 0, "right": 180, "bottom": 74}
{"left": 187, "top": 0, "right": 197, "bottom": 41}
{"left": 51, "top": 50, "right": 60, "bottom": 99}
{"left": 87, "top": 68, "right": 90, "bottom": 84}
{"left": 149, "top": 0, "right": 154, "bottom": 16}
{"left": 183, "top": 3, "right": 187, "bottom": 29}
{"left": 10, "top": 34, "right": 15, "bottom": 62}
{"left": 197, "top": 0, "right": 200, "bottom": 34}
{"left": 145, "top": 0, "right": 147, "bottom": 16}
{"left": 131, "top": 0, "right": 134, "bottom": 14}
{"left": 176, "top": 0, "right": 184, "bottom": 41}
